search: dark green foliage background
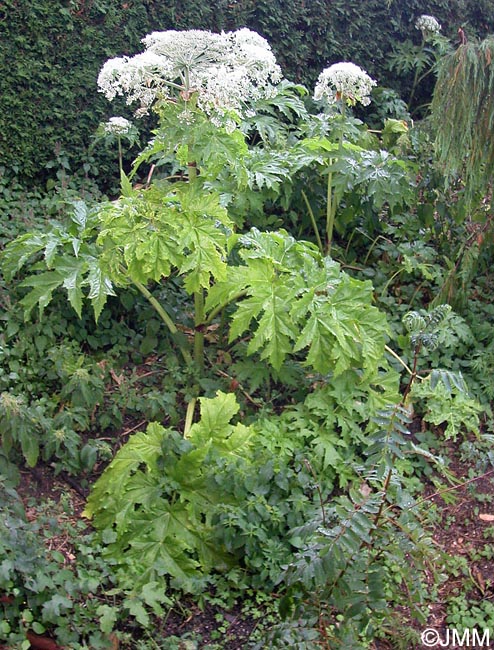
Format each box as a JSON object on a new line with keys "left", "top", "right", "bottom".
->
{"left": 1, "top": 0, "right": 493, "bottom": 181}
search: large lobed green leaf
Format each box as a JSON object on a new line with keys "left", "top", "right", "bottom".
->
{"left": 206, "top": 229, "right": 389, "bottom": 375}
{"left": 84, "top": 392, "right": 254, "bottom": 588}
{"left": 1, "top": 201, "right": 115, "bottom": 321}
{"left": 97, "top": 181, "right": 232, "bottom": 293}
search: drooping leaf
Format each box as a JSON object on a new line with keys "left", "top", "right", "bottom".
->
{"left": 1, "top": 234, "right": 47, "bottom": 280}
{"left": 58, "top": 257, "right": 86, "bottom": 317}
{"left": 180, "top": 214, "right": 229, "bottom": 293}
{"left": 133, "top": 231, "right": 175, "bottom": 283}
{"left": 83, "top": 422, "right": 167, "bottom": 526}
{"left": 70, "top": 200, "right": 88, "bottom": 231}
{"left": 86, "top": 258, "right": 116, "bottom": 321}
{"left": 19, "top": 270, "right": 66, "bottom": 319}
{"left": 430, "top": 369, "right": 468, "bottom": 393}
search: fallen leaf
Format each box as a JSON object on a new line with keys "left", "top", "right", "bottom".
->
{"left": 479, "top": 513, "right": 494, "bottom": 522}
{"left": 472, "top": 567, "right": 486, "bottom": 594}
{"left": 360, "top": 483, "right": 372, "bottom": 498}
{"left": 26, "top": 631, "right": 63, "bottom": 650}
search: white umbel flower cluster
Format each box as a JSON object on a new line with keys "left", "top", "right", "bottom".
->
{"left": 314, "top": 62, "right": 377, "bottom": 107}
{"left": 97, "top": 28, "right": 282, "bottom": 124}
{"left": 415, "top": 15, "right": 442, "bottom": 37}
{"left": 103, "top": 116, "right": 133, "bottom": 136}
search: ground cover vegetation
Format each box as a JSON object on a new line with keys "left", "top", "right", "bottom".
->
{"left": 1, "top": 3, "right": 494, "bottom": 649}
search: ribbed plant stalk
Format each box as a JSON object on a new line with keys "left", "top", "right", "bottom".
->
{"left": 185, "top": 159, "right": 206, "bottom": 370}
{"left": 301, "top": 189, "right": 324, "bottom": 255}
{"left": 325, "top": 103, "right": 346, "bottom": 256}
{"left": 132, "top": 279, "right": 192, "bottom": 366}
{"left": 407, "top": 37, "right": 426, "bottom": 111}
{"left": 117, "top": 136, "right": 123, "bottom": 176}
{"left": 193, "top": 289, "right": 205, "bottom": 369}
{"left": 407, "top": 38, "right": 438, "bottom": 113}
{"left": 184, "top": 397, "right": 197, "bottom": 437}
{"left": 325, "top": 163, "right": 336, "bottom": 255}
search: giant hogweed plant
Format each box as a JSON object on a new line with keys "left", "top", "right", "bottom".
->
{"left": 387, "top": 14, "right": 450, "bottom": 113}
{"left": 308, "top": 61, "right": 377, "bottom": 254}
{"left": 2, "top": 28, "right": 397, "bottom": 431}
{"left": 0, "top": 29, "right": 478, "bottom": 644}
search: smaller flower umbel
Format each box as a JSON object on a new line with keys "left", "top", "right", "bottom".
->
{"left": 96, "top": 117, "right": 138, "bottom": 175}
{"left": 103, "top": 116, "right": 134, "bottom": 136}
{"left": 314, "top": 62, "right": 377, "bottom": 108}
{"left": 415, "top": 15, "right": 441, "bottom": 41}
{"left": 406, "top": 14, "right": 446, "bottom": 110}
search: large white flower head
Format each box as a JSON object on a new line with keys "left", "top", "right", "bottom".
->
{"left": 415, "top": 15, "right": 442, "bottom": 38}
{"left": 97, "top": 28, "right": 282, "bottom": 125}
{"left": 314, "top": 62, "right": 377, "bottom": 107}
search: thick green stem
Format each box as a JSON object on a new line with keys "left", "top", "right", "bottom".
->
{"left": 133, "top": 280, "right": 192, "bottom": 365}
{"left": 407, "top": 68, "right": 420, "bottom": 110}
{"left": 184, "top": 153, "right": 205, "bottom": 369}
{"left": 204, "top": 290, "right": 248, "bottom": 326}
{"left": 407, "top": 39, "right": 430, "bottom": 110}
{"left": 325, "top": 107, "right": 348, "bottom": 256}
{"left": 301, "top": 189, "right": 324, "bottom": 255}
{"left": 187, "top": 160, "right": 197, "bottom": 183}
{"left": 117, "top": 137, "right": 123, "bottom": 176}
{"left": 326, "top": 164, "right": 336, "bottom": 256}
{"left": 194, "top": 289, "right": 205, "bottom": 368}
